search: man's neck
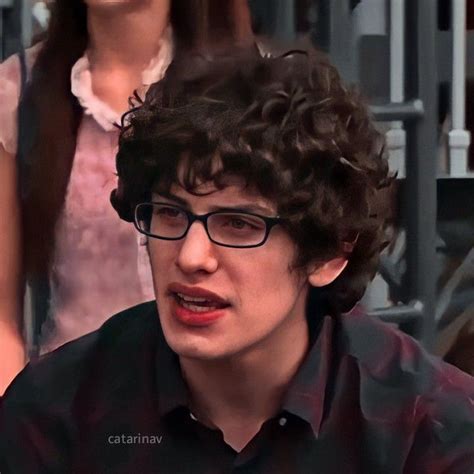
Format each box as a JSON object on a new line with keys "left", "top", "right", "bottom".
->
{"left": 86, "top": 0, "right": 170, "bottom": 72}
{"left": 179, "top": 304, "right": 310, "bottom": 450}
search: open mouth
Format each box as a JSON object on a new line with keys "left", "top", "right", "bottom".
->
{"left": 173, "top": 292, "right": 230, "bottom": 313}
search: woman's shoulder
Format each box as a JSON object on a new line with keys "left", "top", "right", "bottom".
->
{"left": 0, "top": 53, "right": 21, "bottom": 154}
{"left": 0, "top": 42, "right": 43, "bottom": 90}
{"left": 0, "top": 43, "right": 42, "bottom": 155}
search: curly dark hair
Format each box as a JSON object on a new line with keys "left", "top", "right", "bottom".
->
{"left": 111, "top": 49, "right": 394, "bottom": 314}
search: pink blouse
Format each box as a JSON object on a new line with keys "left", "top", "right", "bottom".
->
{"left": 0, "top": 30, "right": 173, "bottom": 352}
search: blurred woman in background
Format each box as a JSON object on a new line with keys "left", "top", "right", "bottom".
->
{"left": 0, "top": 0, "right": 254, "bottom": 393}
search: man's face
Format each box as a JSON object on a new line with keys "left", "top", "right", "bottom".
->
{"left": 148, "top": 180, "right": 311, "bottom": 362}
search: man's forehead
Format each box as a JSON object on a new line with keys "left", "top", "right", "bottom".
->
{"left": 153, "top": 180, "right": 276, "bottom": 214}
{"left": 151, "top": 151, "right": 277, "bottom": 212}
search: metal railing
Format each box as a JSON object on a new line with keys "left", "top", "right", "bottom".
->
{"left": 0, "top": 0, "right": 31, "bottom": 61}
{"left": 326, "top": 0, "right": 472, "bottom": 350}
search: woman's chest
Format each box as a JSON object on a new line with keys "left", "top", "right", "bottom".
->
{"left": 63, "top": 117, "right": 120, "bottom": 218}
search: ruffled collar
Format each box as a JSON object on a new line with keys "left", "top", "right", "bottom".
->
{"left": 71, "top": 26, "right": 173, "bottom": 131}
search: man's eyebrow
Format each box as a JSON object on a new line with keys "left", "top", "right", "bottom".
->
{"left": 154, "top": 192, "right": 274, "bottom": 215}
{"left": 214, "top": 204, "right": 274, "bottom": 215}
{"left": 154, "top": 191, "right": 189, "bottom": 208}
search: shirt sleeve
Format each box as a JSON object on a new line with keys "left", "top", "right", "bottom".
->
{"left": 0, "top": 53, "right": 21, "bottom": 155}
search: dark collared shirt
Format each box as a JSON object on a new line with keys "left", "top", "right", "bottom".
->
{"left": 1, "top": 300, "right": 474, "bottom": 474}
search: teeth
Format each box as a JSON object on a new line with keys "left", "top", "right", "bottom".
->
{"left": 177, "top": 292, "right": 215, "bottom": 303}
{"left": 180, "top": 301, "right": 219, "bottom": 312}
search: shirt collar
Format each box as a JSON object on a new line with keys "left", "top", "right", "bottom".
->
{"left": 70, "top": 25, "right": 174, "bottom": 132}
{"left": 280, "top": 314, "right": 334, "bottom": 438}
{"left": 154, "top": 323, "right": 189, "bottom": 417}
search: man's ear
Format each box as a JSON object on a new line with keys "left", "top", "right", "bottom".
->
{"left": 307, "top": 257, "right": 348, "bottom": 287}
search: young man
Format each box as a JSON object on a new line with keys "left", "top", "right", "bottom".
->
{"left": 1, "top": 50, "right": 474, "bottom": 474}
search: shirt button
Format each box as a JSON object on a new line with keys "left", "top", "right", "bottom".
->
{"left": 279, "top": 417, "right": 287, "bottom": 426}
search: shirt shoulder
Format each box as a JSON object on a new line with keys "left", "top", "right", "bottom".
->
{"left": 0, "top": 301, "right": 158, "bottom": 473}
{"left": 3, "top": 300, "right": 158, "bottom": 406}
{"left": 339, "top": 310, "right": 474, "bottom": 397}
{"left": 339, "top": 311, "right": 474, "bottom": 473}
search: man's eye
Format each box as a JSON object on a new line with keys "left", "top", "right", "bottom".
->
{"left": 229, "top": 218, "right": 248, "bottom": 229}
{"left": 222, "top": 216, "right": 263, "bottom": 230}
{"left": 156, "top": 206, "right": 181, "bottom": 217}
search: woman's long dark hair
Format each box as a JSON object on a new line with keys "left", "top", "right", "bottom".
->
{"left": 18, "top": 0, "right": 253, "bottom": 278}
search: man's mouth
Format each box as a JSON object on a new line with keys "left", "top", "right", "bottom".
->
{"left": 173, "top": 292, "right": 230, "bottom": 313}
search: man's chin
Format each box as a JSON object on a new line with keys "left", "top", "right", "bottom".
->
{"left": 163, "top": 333, "right": 235, "bottom": 362}
{"left": 158, "top": 306, "right": 241, "bottom": 361}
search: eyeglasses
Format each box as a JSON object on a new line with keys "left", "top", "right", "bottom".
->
{"left": 134, "top": 202, "right": 284, "bottom": 248}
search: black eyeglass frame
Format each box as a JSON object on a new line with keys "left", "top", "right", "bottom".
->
{"left": 134, "top": 201, "right": 285, "bottom": 249}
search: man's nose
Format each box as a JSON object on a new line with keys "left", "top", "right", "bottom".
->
{"left": 176, "top": 221, "right": 219, "bottom": 274}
